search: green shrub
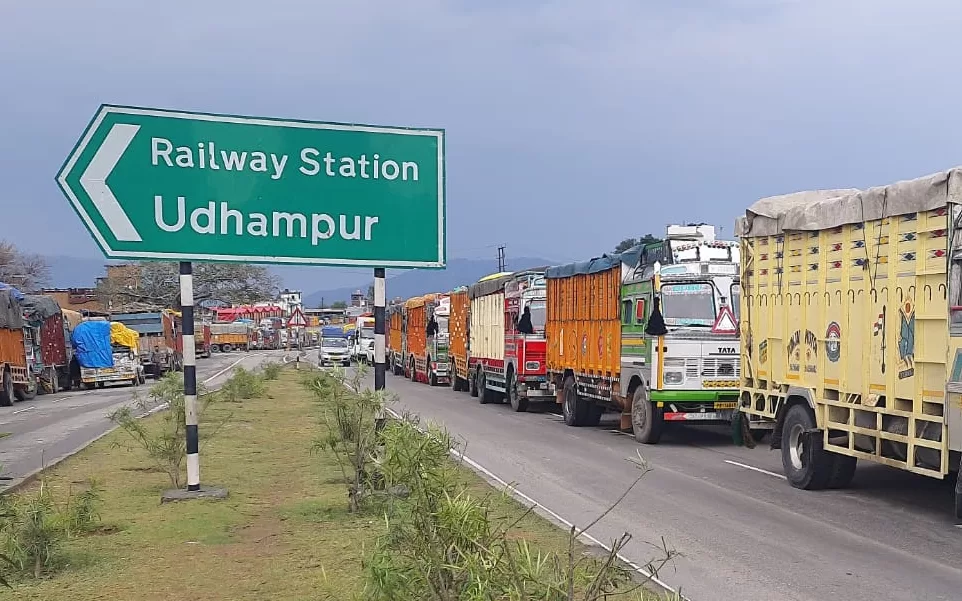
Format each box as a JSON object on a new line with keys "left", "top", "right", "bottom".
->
{"left": 109, "top": 372, "right": 221, "bottom": 488}
{"left": 261, "top": 361, "right": 283, "bottom": 381}
{"left": 0, "top": 478, "right": 102, "bottom": 581}
{"left": 220, "top": 367, "right": 267, "bottom": 402}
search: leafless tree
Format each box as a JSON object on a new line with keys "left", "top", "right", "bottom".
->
{"left": 97, "top": 261, "right": 280, "bottom": 311}
{"left": 0, "top": 240, "right": 51, "bottom": 291}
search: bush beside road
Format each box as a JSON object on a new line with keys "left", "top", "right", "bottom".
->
{"left": 0, "top": 365, "right": 672, "bottom": 599}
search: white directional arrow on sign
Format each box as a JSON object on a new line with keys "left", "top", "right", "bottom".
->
{"left": 78, "top": 123, "right": 142, "bottom": 242}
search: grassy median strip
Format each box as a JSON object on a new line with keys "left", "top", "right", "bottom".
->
{"left": 1, "top": 365, "right": 672, "bottom": 600}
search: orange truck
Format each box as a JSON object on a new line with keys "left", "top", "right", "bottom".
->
{"left": 0, "top": 287, "right": 30, "bottom": 406}
{"left": 402, "top": 293, "right": 451, "bottom": 385}
{"left": 210, "top": 322, "right": 251, "bottom": 352}
{"left": 387, "top": 304, "right": 404, "bottom": 375}
{"left": 448, "top": 287, "right": 470, "bottom": 391}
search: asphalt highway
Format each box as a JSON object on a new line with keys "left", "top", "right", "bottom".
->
{"left": 370, "top": 370, "right": 962, "bottom": 601}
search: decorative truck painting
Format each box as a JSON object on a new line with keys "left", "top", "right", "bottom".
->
{"left": 545, "top": 224, "right": 741, "bottom": 443}
{"left": 0, "top": 284, "right": 33, "bottom": 405}
{"left": 736, "top": 166, "right": 962, "bottom": 518}
{"left": 471, "top": 269, "right": 550, "bottom": 412}
{"left": 21, "top": 295, "right": 73, "bottom": 394}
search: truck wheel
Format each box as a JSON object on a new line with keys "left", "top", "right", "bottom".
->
{"left": 781, "top": 403, "right": 834, "bottom": 490}
{"left": 0, "top": 370, "right": 13, "bottom": 407}
{"left": 826, "top": 454, "right": 857, "bottom": 489}
{"left": 479, "top": 371, "right": 492, "bottom": 404}
{"left": 507, "top": 373, "right": 528, "bottom": 412}
{"left": 222, "top": 344, "right": 233, "bottom": 353}
{"left": 96, "top": 382, "right": 105, "bottom": 389}
{"left": 429, "top": 370, "right": 438, "bottom": 387}
{"left": 562, "top": 376, "right": 588, "bottom": 426}
{"left": 469, "top": 368, "right": 480, "bottom": 397}
{"left": 630, "top": 386, "right": 662, "bottom": 444}
{"left": 49, "top": 369, "right": 60, "bottom": 394}
{"left": 410, "top": 359, "right": 417, "bottom": 382}
{"left": 586, "top": 404, "right": 604, "bottom": 427}
{"left": 15, "top": 374, "right": 37, "bottom": 401}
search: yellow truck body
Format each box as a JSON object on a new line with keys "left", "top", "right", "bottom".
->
{"left": 737, "top": 168, "right": 962, "bottom": 511}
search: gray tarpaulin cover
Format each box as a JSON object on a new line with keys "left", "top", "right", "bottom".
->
{"left": 21, "top": 295, "right": 62, "bottom": 324}
{"left": 469, "top": 272, "right": 515, "bottom": 299}
{"left": 0, "top": 288, "right": 24, "bottom": 329}
{"left": 736, "top": 167, "right": 962, "bottom": 237}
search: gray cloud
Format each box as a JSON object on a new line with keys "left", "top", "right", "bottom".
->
{"left": 2, "top": 1, "right": 962, "bottom": 288}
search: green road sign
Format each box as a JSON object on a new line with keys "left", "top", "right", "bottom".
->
{"left": 56, "top": 105, "right": 445, "bottom": 268}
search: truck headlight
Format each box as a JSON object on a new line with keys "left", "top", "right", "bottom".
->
{"left": 664, "top": 371, "right": 685, "bottom": 385}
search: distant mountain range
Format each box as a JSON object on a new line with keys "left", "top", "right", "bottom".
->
{"left": 303, "top": 256, "right": 555, "bottom": 307}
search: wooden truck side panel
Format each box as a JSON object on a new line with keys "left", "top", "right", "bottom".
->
{"left": 546, "top": 265, "right": 621, "bottom": 378}
{"left": 449, "top": 289, "right": 469, "bottom": 379}
{"left": 0, "top": 328, "right": 27, "bottom": 369}
{"left": 740, "top": 207, "right": 951, "bottom": 477}
{"left": 470, "top": 291, "right": 505, "bottom": 361}
{"left": 388, "top": 310, "right": 403, "bottom": 354}
{"left": 406, "top": 297, "right": 427, "bottom": 360}
{"left": 39, "top": 312, "right": 69, "bottom": 367}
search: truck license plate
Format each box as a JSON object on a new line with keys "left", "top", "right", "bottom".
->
{"left": 714, "top": 402, "right": 737, "bottom": 409}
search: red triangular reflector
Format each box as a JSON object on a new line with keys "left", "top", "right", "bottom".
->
{"left": 712, "top": 305, "right": 737, "bottom": 334}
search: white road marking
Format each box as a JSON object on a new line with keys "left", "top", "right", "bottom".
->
{"left": 385, "top": 406, "right": 684, "bottom": 599}
{"left": 724, "top": 459, "right": 787, "bottom": 480}
{"left": 203, "top": 354, "right": 260, "bottom": 384}
{"left": 13, "top": 406, "right": 36, "bottom": 415}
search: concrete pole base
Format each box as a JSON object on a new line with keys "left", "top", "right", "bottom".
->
{"left": 161, "top": 485, "right": 229, "bottom": 504}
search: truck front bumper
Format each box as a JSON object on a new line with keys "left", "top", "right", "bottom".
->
{"left": 652, "top": 390, "right": 739, "bottom": 423}
{"left": 518, "top": 377, "right": 552, "bottom": 398}
{"left": 82, "top": 372, "right": 137, "bottom": 383}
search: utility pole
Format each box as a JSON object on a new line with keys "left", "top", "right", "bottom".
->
{"left": 497, "top": 245, "right": 506, "bottom": 272}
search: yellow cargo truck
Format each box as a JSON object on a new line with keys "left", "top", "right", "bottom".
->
{"left": 737, "top": 167, "right": 962, "bottom": 517}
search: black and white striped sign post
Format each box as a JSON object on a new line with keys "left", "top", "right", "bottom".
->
{"left": 162, "top": 261, "right": 227, "bottom": 502}
{"left": 373, "top": 268, "right": 386, "bottom": 429}
{"left": 180, "top": 261, "right": 201, "bottom": 491}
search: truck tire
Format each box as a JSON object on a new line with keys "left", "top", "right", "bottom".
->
{"left": 587, "top": 404, "right": 604, "bottom": 427}
{"left": 222, "top": 343, "right": 233, "bottom": 353}
{"left": 469, "top": 368, "right": 480, "bottom": 397}
{"left": 630, "top": 386, "right": 662, "bottom": 444}
{"left": 15, "top": 374, "right": 37, "bottom": 401}
{"left": 780, "top": 403, "right": 834, "bottom": 490}
{"left": 0, "top": 370, "right": 13, "bottom": 407}
{"left": 507, "top": 372, "right": 528, "bottom": 412}
{"left": 49, "top": 369, "right": 60, "bottom": 394}
{"left": 562, "top": 375, "right": 588, "bottom": 426}
{"left": 827, "top": 454, "right": 857, "bottom": 489}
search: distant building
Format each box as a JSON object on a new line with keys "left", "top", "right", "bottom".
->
{"left": 278, "top": 289, "right": 303, "bottom": 316}
{"left": 40, "top": 288, "right": 105, "bottom": 313}
{"left": 351, "top": 289, "right": 370, "bottom": 308}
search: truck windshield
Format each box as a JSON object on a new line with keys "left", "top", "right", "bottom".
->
{"left": 359, "top": 328, "right": 374, "bottom": 339}
{"left": 660, "top": 282, "right": 716, "bottom": 326}
{"left": 436, "top": 316, "right": 449, "bottom": 334}
{"left": 526, "top": 300, "right": 546, "bottom": 331}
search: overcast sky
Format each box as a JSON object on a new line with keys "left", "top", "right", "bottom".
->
{"left": 3, "top": 1, "right": 962, "bottom": 289}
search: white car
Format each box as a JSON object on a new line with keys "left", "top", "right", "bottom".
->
{"left": 318, "top": 337, "right": 351, "bottom": 367}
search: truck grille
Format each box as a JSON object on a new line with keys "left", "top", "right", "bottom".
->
{"left": 664, "top": 357, "right": 740, "bottom": 379}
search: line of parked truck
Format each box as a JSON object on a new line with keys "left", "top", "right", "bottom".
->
{"left": 379, "top": 166, "right": 962, "bottom": 517}
{"left": 0, "top": 286, "right": 273, "bottom": 405}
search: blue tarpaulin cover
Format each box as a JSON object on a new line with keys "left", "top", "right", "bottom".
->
{"left": 71, "top": 321, "right": 114, "bottom": 368}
